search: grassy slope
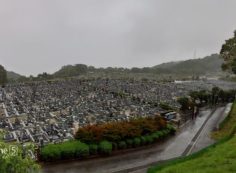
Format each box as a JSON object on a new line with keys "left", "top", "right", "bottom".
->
{"left": 212, "top": 103, "right": 236, "bottom": 140}
{"left": 148, "top": 102, "right": 236, "bottom": 173}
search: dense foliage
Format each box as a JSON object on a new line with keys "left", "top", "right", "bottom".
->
{"left": 40, "top": 141, "right": 89, "bottom": 162}
{"left": 98, "top": 141, "right": 113, "bottom": 155}
{"left": 54, "top": 64, "right": 88, "bottom": 77}
{"left": 177, "top": 97, "right": 193, "bottom": 111}
{"left": 178, "top": 87, "right": 236, "bottom": 111}
{"left": 0, "top": 65, "right": 7, "bottom": 86}
{"left": 0, "top": 142, "right": 39, "bottom": 173}
{"left": 189, "top": 87, "right": 236, "bottom": 105}
{"left": 220, "top": 30, "right": 236, "bottom": 73}
{"left": 159, "top": 102, "right": 174, "bottom": 111}
{"left": 75, "top": 115, "right": 167, "bottom": 143}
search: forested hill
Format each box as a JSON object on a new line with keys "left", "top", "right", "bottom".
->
{"left": 153, "top": 54, "right": 223, "bottom": 75}
{"left": 52, "top": 54, "right": 223, "bottom": 78}
{"left": 4, "top": 54, "right": 224, "bottom": 82}
{"left": 7, "top": 71, "right": 23, "bottom": 80}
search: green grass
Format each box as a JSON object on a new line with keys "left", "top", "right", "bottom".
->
{"left": 148, "top": 102, "right": 236, "bottom": 173}
{"left": 148, "top": 136, "right": 233, "bottom": 173}
{"left": 212, "top": 102, "right": 236, "bottom": 140}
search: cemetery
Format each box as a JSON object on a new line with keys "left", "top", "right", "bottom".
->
{"left": 0, "top": 78, "right": 235, "bottom": 160}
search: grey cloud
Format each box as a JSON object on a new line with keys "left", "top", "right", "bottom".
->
{"left": 0, "top": 0, "right": 236, "bottom": 75}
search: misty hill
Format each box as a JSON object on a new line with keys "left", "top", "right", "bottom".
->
{"left": 6, "top": 54, "right": 224, "bottom": 82}
{"left": 7, "top": 71, "right": 24, "bottom": 80}
{"left": 51, "top": 54, "right": 223, "bottom": 79}
{"left": 153, "top": 54, "right": 223, "bottom": 75}
{"left": 53, "top": 64, "right": 88, "bottom": 78}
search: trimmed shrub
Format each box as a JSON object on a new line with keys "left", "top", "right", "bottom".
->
{"left": 73, "top": 142, "right": 89, "bottom": 158}
{"left": 145, "top": 135, "right": 154, "bottom": 144}
{"left": 140, "top": 136, "right": 147, "bottom": 145}
{"left": 40, "top": 141, "right": 89, "bottom": 162}
{"left": 118, "top": 141, "right": 127, "bottom": 149}
{"left": 162, "top": 129, "right": 170, "bottom": 136}
{"left": 76, "top": 115, "right": 168, "bottom": 144}
{"left": 112, "top": 142, "right": 118, "bottom": 151}
{"left": 126, "top": 139, "right": 133, "bottom": 148}
{"left": 89, "top": 144, "right": 98, "bottom": 155}
{"left": 133, "top": 137, "right": 141, "bottom": 147}
{"left": 40, "top": 144, "right": 61, "bottom": 161}
{"left": 99, "top": 141, "right": 113, "bottom": 155}
{"left": 60, "top": 143, "right": 76, "bottom": 159}
{"left": 151, "top": 133, "right": 159, "bottom": 141}
{"left": 167, "top": 124, "right": 176, "bottom": 134}
{"left": 157, "top": 131, "right": 164, "bottom": 138}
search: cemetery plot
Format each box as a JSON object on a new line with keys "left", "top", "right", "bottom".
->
{"left": 0, "top": 79, "right": 235, "bottom": 153}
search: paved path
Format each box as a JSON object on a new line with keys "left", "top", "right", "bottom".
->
{"left": 42, "top": 105, "right": 231, "bottom": 173}
{"left": 188, "top": 103, "right": 232, "bottom": 154}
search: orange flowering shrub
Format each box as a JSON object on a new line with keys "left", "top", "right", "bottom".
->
{"left": 75, "top": 115, "right": 167, "bottom": 144}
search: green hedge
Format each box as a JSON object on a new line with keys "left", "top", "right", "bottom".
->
{"left": 40, "top": 141, "right": 89, "bottom": 162}
{"left": 112, "top": 142, "right": 118, "bottom": 150}
{"left": 126, "top": 139, "right": 134, "bottom": 148}
{"left": 99, "top": 141, "right": 113, "bottom": 155}
{"left": 151, "top": 133, "right": 160, "bottom": 141}
{"left": 40, "top": 126, "right": 176, "bottom": 162}
{"left": 133, "top": 137, "right": 141, "bottom": 147}
{"left": 145, "top": 135, "right": 154, "bottom": 144}
{"left": 118, "top": 141, "right": 127, "bottom": 149}
{"left": 89, "top": 144, "right": 98, "bottom": 155}
{"left": 140, "top": 136, "right": 147, "bottom": 145}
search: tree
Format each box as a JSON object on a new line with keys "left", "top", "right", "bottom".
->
{"left": 0, "top": 142, "right": 39, "bottom": 173}
{"left": 212, "top": 87, "right": 220, "bottom": 96}
{"left": 220, "top": 30, "right": 236, "bottom": 73}
{"left": 211, "top": 87, "right": 221, "bottom": 105}
{"left": 54, "top": 64, "right": 88, "bottom": 78}
{"left": 159, "top": 102, "right": 173, "bottom": 110}
{"left": 0, "top": 65, "right": 7, "bottom": 86}
{"left": 131, "top": 68, "right": 141, "bottom": 73}
{"left": 177, "top": 97, "right": 192, "bottom": 111}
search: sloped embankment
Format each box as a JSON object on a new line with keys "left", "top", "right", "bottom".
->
{"left": 148, "top": 102, "right": 236, "bottom": 173}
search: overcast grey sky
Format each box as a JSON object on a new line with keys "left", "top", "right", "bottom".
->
{"left": 0, "top": 0, "right": 236, "bottom": 76}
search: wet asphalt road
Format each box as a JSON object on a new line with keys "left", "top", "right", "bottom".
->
{"left": 42, "top": 104, "right": 231, "bottom": 173}
{"left": 189, "top": 104, "right": 232, "bottom": 154}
